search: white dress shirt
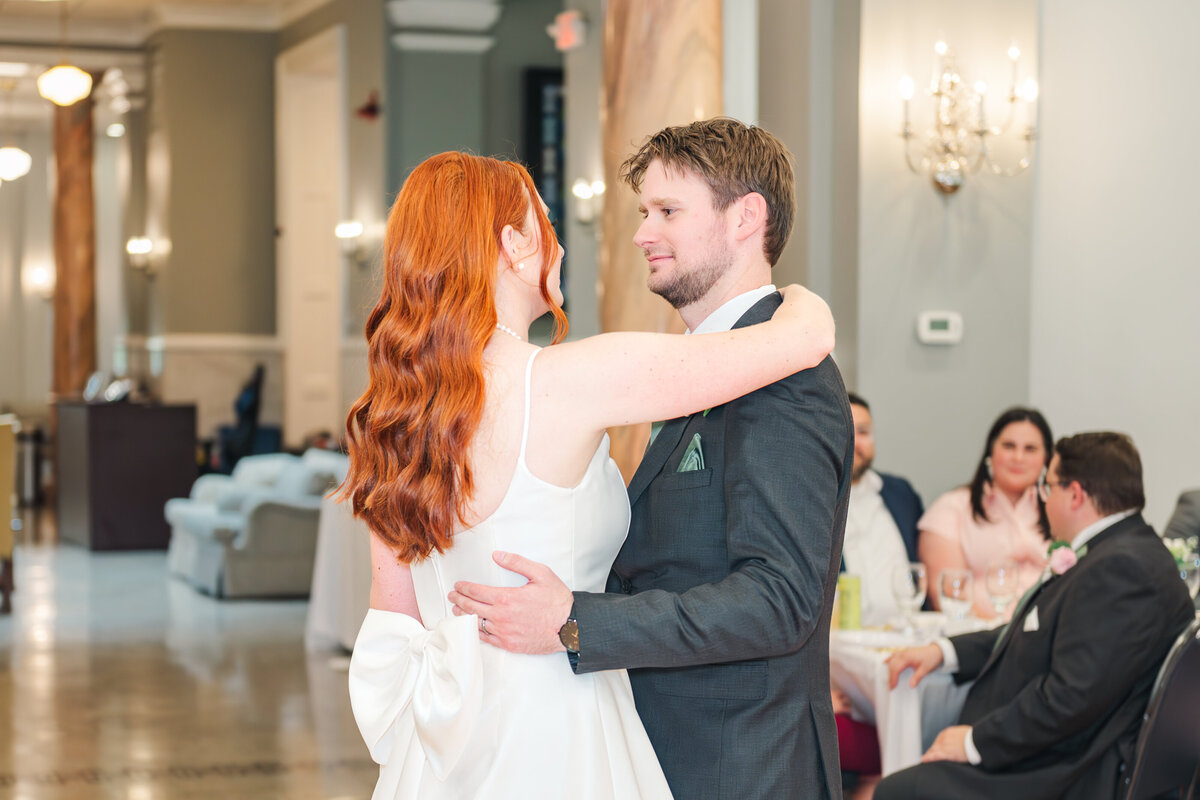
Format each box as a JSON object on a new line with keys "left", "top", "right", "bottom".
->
{"left": 843, "top": 470, "right": 911, "bottom": 625}
{"left": 687, "top": 284, "right": 778, "bottom": 335}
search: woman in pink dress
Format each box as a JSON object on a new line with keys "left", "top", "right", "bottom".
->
{"left": 919, "top": 407, "right": 1053, "bottom": 620}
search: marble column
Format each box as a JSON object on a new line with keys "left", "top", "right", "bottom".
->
{"left": 600, "top": 0, "right": 723, "bottom": 481}
{"left": 52, "top": 95, "right": 98, "bottom": 401}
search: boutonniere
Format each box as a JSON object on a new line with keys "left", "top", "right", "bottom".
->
{"left": 1047, "top": 540, "right": 1078, "bottom": 575}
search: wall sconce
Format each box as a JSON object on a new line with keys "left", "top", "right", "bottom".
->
{"left": 126, "top": 236, "right": 155, "bottom": 276}
{"left": 571, "top": 179, "right": 605, "bottom": 224}
{"left": 335, "top": 220, "right": 372, "bottom": 268}
{"left": 900, "top": 41, "right": 1037, "bottom": 194}
{"left": 24, "top": 263, "right": 55, "bottom": 301}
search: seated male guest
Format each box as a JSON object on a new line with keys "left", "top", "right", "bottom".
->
{"left": 836, "top": 394, "right": 925, "bottom": 787}
{"left": 842, "top": 393, "right": 924, "bottom": 622}
{"left": 875, "top": 432, "right": 1194, "bottom": 800}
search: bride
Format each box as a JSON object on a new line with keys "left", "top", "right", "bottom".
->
{"left": 340, "top": 151, "right": 834, "bottom": 799}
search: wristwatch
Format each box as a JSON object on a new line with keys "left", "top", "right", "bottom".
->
{"left": 558, "top": 617, "right": 580, "bottom": 653}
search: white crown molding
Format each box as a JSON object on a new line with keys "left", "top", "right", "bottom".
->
{"left": 387, "top": 0, "right": 501, "bottom": 33}
{"left": 153, "top": 4, "right": 282, "bottom": 33}
{"left": 131, "top": 334, "right": 285, "bottom": 353}
{"left": 0, "top": 16, "right": 149, "bottom": 48}
{"left": 391, "top": 33, "right": 495, "bottom": 54}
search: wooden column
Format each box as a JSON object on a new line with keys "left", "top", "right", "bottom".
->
{"left": 51, "top": 95, "right": 98, "bottom": 401}
{"left": 600, "top": 0, "right": 723, "bottom": 481}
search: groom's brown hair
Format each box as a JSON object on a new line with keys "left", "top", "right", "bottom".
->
{"left": 619, "top": 117, "right": 796, "bottom": 267}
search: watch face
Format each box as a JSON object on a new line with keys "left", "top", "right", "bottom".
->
{"left": 559, "top": 619, "right": 580, "bottom": 652}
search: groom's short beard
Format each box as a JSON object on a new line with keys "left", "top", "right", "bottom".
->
{"left": 652, "top": 260, "right": 727, "bottom": 309}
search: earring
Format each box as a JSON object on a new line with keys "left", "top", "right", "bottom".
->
{"left": 985, "top": 456, "right": 994, "bottom": 481}
{"left": 515, "top": 261, "right": 526, "bottom": 272}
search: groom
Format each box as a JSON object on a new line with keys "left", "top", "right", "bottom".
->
{"left": 450, "top": 118, "right": 852, "bottom": 799}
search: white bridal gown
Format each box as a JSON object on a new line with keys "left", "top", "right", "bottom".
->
{"left": 348, "top": 351, "right": 673, "bottom": 800}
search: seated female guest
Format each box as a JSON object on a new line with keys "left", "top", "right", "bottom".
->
{"left": 919, "top": 407, "right": 1052, "bottom": 620}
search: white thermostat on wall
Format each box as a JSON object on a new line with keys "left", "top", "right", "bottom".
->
{"left": 916, "top": 310, "right": 963, "bottom": 345}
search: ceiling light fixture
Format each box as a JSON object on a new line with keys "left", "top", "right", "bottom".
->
{"left": 37, "top": 1, "right": 93, "bottom": 107}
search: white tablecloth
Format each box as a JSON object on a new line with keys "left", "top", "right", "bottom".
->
{"left": 830, "top": 623, "right": 976, "bottom": 776}
{"left": 305, "top": 496, "right": 372, "bottom": 651}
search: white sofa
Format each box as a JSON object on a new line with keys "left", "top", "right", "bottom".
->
{"left": 165, "top": 449, "right": 349, "bottom": 598}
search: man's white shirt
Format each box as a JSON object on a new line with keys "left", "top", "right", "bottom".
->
{"left": 844, "top": 469, "right": 911, "bottom": 625}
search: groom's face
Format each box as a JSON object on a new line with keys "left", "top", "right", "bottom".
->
{"left": 633, "top": 159, "right": 735, "bottom": 309}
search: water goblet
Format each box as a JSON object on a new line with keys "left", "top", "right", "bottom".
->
{"left": 985, "top": 561, "right": 1019, "bottom": 617}
{"left": 938, "top": 568, "right": 974, "bottom": 621}
{"left": 890, "top": 562, "right": 927, "bottom": 632}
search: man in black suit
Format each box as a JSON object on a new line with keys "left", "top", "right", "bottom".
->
{"left": 876, "top": 432, "right": 1194, "bottom": 800}
{"left": 449, "top": 118, "right": 852, "bottom": 799}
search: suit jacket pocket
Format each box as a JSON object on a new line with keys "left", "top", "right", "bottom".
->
{"left": 655, "top": 467, "right": 713, "bottom": 491}
{"left": 650, "top": 660, "right": 767, "bottom": 701}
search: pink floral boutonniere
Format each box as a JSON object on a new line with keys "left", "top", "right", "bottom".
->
{"left": 1047, "top": 541, "right": 1078, "bottom": 575}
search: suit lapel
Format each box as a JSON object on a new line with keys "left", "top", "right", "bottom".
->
{"left": 978, "top": 577, "right": 1052, "bottom": 678}
{"left": 627, "top": 416, "right": 690, "bottom": 506}
{"left": 625, "top": 292, "right": 780, "bottom": 507}
{"left": 974, "top": 514, "right": 1146, "bottom": 679}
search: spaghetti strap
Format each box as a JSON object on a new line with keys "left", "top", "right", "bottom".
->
{"left": 517, "top": 348, "right": 540, "bottom": 464}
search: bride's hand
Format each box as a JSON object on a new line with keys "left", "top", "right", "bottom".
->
{"left": 774, "top": 284, "right": 835, "bottom": 359}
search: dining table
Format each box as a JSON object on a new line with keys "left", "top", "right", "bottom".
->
{"left": 829, "top": 613, "right": 995, "bottom": 776}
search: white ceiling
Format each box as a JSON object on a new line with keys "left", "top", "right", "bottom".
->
{"left": 0, "top": 0, "right": 329, "bottom": 45}
{"left": 0, "top": 0, "right": 327, "bottom": 126}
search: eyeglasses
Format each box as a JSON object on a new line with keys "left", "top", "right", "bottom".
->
{"left": 1036, "top": 470, "right": 1069, "bottom": 502}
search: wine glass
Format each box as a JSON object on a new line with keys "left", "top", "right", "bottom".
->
{"left": 985, "top": 561, "right": 1019, "bottom": 617}
{"left": 890, "top": 563, "right": 927, "bottom": 632}
{"left": 938, "top": 568, "right": 974, "bottom": 621}
{"left": 1181, "top": 549, "right": 1200, "bottom": 600}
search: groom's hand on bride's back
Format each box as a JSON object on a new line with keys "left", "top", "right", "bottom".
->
{"left": 448, "top": 551, "right": 573, "bottom": 655}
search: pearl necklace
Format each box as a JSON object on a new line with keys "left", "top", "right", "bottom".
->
{"left": 494, "top": 323, "right": 523, "bottom": 341}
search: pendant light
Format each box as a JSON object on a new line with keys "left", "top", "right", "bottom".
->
{"left": 37, "top": 1, "right": 92, "bottom": 107}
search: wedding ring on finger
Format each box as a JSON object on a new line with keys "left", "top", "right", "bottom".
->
{"left": 479, "top": 618, "right": 488, "bottom": 634}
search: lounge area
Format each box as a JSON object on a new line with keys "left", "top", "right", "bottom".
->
{"left": 2, "top": 0, "right": 1199, "bottom": 798}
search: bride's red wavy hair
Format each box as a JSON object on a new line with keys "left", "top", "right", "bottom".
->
{"left": 338, "top": 152, "right": 567, "bottom": 563}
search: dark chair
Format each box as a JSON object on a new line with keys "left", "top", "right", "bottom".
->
{"left": 1124, "top": 616, "right": 1200, "bottom": 800}
{"left": 215, "top": 365, "right": 265, "bottom": 474}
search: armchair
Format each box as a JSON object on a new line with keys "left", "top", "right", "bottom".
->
{"left": 165, "top": 449, "right": 348, "bottom": 598}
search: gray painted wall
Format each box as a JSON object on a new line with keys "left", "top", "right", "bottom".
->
{"left": 485, "top": 0, "right": 564, "bottom": 161}
{"left": 856, "top": 0, "right": 1038, "bottom": 502}
{"left": 1030, "top": 0, "right": 1200, "bottom": 528}
{"left": 385, "top": 0, "right": 563, "bottom": 197}
{"left": 150, "top": 28, "right": 278, "bottom": 335}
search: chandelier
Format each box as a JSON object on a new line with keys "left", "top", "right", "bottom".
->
{"left": 899, "top": 41, "right": 1038, "bottom": 195}
{"left": 37, "top": 0, "right": 93, "bottom": 107}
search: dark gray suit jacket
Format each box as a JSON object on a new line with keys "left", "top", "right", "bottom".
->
{"left": 571, "top": 294, "right": 853, "bottom": 800}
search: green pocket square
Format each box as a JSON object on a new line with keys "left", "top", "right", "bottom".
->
{"left": 677, "top": 433, "right": 705, "bottom": 472}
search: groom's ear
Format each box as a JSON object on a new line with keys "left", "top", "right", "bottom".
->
{"left": 732, "top": 192, "right": 768, "bottom": 243}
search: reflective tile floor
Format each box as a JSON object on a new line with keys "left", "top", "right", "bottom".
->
{"left": 0, "top": 510, "right": 377, "bottom": 799}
